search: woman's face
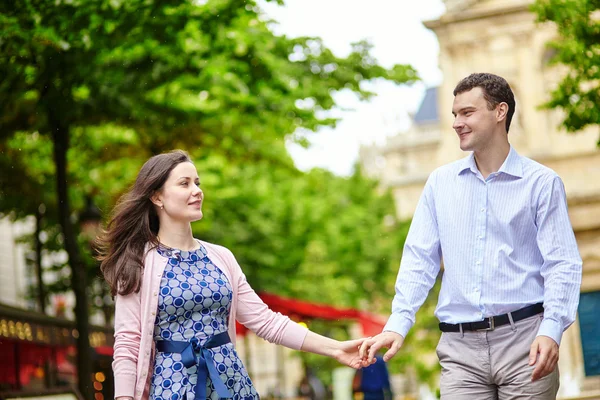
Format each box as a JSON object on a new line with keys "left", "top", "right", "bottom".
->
{"left": 153, "top": 162, "right": 204, "bottom": 223}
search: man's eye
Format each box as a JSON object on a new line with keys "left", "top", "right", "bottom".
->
{"left": 181, "top": 182, "right": 188, "bottom": 186}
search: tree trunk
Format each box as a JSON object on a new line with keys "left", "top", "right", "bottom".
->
{"left": 35, "top": 205, "right": 46, "bottom": 314}
{"left": 100, "top": 283, "right": 114, "bottom": 325}
{"left": 51, "top": 122, "right": 93, "bottom": 400}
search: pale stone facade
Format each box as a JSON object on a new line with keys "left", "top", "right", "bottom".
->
{"left": 360, "top": 0, "right": 600, "bottom": 397}
{"left": 0, "top": 215, "right": 78, "bottom": 319}
{"left": 0, "top": 216, "right": 33, "bottom": 309}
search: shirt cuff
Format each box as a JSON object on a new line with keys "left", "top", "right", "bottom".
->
{"left": 537, "top": 318, "right": 563, "bottom": 346}
{"left": 383, "top": 313, "right": 413, "bottom": 338}
{"left": 113, "top": 373, "right": 136, "bottom": 399}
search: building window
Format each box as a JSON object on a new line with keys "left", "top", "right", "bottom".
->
{"left": 578, "top": 291, "right": 600, "bottom": 376}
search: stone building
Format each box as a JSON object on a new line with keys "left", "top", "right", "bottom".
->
{"left": 360, "top": 0, "right": 600, "bottom": 397}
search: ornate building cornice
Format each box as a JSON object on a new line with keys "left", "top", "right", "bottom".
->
{"left": 425, "top": 1, "right": 531, "bottom": 30}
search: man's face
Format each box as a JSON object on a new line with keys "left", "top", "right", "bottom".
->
{"left": 452, "top": 87, "right": 499, "bottom": 152}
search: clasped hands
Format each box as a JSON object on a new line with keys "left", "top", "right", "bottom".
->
{"left": 333, "top": 332, "right": 405, "bottom": 369}
{"left": 343, "top": 332, "right": 558, "bottom": 382}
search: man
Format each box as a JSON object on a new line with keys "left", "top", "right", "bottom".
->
{"left": 359, "top": 73, "right": 582, "bottom": 399}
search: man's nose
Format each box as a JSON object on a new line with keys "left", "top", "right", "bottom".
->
{"left": 453, "top": 118, "right": 464, "bottom": 130}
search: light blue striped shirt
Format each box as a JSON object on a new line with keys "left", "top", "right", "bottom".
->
{"left": 384, "top": 146, "right": 582, "bottom": 345}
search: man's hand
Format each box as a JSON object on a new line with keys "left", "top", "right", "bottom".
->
{"left": 529, "top": 335, "right": 559, "bottom": 381}
{"left": 332, "top": 338, "right": 368, "bottom": 369}
{"left": 358, "top": 331, "right": 405, "bottom": 364}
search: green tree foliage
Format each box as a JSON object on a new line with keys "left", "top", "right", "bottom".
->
{"left": 532, "top": 0, "right": 600, "bottom": 141}
{"left": 197, "top": 160, "right": 405, "bottom": 305}
{"left": 4, "top": 127, "right": 410, "bottom": 318}
{"left": 1, "top": 0, "right": 417, "bottom": 151}
{"left": 0, "top": 0, "right": 417, "bottom": 312}
{"left": 4, "top": 122, "right": 445, "bottom": 390}
{"left": 1, "top": 0, "right": 422, "bottom": 396}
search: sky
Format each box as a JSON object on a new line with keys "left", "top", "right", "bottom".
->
{"left": 260, "top": 0, "right": 446, "bottom": 176}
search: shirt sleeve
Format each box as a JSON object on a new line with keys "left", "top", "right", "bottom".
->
{"left": 535, "top": 175, "right": 582, "bottom": 345}
{"left": 384, "top": 174, "right": 442, "bottom": 338}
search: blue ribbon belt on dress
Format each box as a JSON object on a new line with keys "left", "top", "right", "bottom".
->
{"left": 155, "top": 331, "right": 232, "bottom": 399}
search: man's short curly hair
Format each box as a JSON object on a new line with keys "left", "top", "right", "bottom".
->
{"left": 454, "top": 73, "right": 516, "bottom": 133}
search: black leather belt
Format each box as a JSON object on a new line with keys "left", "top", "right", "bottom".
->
{"left": 439, "top": 303, "right": 544, "bottom": 332}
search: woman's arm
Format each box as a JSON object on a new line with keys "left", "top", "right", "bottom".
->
{"left": 234, "top": 268, "right": 308, "bottom": 349}
{"left": 112, "top": 291, "right": 143, "bottom": 398}
{"left": 225, "top": 247, "right": 366, "bottom": 368}
{"left": 301, "top": 331, "right": 366, "bottom": 369}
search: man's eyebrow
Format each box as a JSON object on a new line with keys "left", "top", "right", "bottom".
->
{"left": 452, "top": 106, "right": 476, "bottom": 116}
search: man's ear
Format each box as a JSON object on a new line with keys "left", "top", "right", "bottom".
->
{"left": 497, "top": 102, "right": 509, "bottom": 123}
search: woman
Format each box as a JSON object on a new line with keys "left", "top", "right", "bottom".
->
{"left": 98, "top": 150, "right": 365, "bottom": 400}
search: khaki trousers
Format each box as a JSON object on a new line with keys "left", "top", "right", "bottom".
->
{"left": 436, "top": 313, "right": 559, "bottom": 400}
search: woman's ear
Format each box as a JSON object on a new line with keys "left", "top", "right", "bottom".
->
{"left": 150, "top": 192, "right": 163, "bottom": 209}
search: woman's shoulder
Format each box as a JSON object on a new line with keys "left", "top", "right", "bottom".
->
{"left": 198, "top": 240, "right": 244, "bottom": 281}
{"left": 197, "top": 239, "right": 239, "bottom": 268}
{"left": 197, "top": 239, "right": 232, "bottom": 256}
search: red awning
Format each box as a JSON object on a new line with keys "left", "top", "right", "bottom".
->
{"left": 236, "top": 292, "right": 386, "bottom": 337}
{"left": 95, "top": 345, "right": 115, "bottom": 357}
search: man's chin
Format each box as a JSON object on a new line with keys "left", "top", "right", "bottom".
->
{"left": 459, "top": 141, "right": 472, "bottom": 152}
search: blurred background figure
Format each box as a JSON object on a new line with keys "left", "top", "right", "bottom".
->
{"left": 353, "top": 355, "right": 393, "bottom": 400}
{"left": 298, "top": 366, "right": 328, "bottom": 400}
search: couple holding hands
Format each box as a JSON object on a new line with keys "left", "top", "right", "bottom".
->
{"left": 101, "top": 73, "right": 581, "bottom": 400}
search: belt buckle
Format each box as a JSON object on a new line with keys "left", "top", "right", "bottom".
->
{"left": 476, "top": 317, "right": 495, "bottom": 331}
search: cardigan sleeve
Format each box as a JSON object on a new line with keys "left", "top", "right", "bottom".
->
{"left": 112, "top": 289, "right": 142, "bottom": 398}
{"left": 224, "top": 249, "right": 308, "bottom": 350}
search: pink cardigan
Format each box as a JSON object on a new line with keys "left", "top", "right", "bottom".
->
{"left": 112, "top": 240, "right": 308, "bottom": 400}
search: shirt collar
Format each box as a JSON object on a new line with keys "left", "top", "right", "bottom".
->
{"left": 498, "top": 146, "right": 523, "bottom": 178}
{"left": 458, "top": 152, "right": 478, "bottom": 176}
{"left": 457, "top": 146, "right": 523, "bottom": 178}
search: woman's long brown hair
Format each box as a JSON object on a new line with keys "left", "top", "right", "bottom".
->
{"left": 97, "top": 150, "right": 192, "bottom": 296}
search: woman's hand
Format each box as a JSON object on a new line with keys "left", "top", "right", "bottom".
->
{"left": 332, "top": 338, "right": 369, "bottom": 369}
{"left": 300, "top": 332, "right": 368, "bottom": 369}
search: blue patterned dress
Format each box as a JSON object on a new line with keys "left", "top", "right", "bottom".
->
{"left": 150, "top": 243, "right": 259, "bottom": 400}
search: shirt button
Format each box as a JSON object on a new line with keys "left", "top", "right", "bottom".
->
{"left": 480, "top": 208, "right": 485, "bottom": 212}
{"left": 476, "top": 261, "right": 482, "bottom": 265}
{"left": 478, "top": 235, "right": 484, "bottom": 240}
{"left": 152, "top": 312, "right": 156, "bottom": 316}
{"left": 154, "top": 292, "right": 158, "bottom": 296}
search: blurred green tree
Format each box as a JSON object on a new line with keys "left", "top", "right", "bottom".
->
{"left": 4, "top": 125, "right": 440, "bottom": 393}
{"left": 532, "top": 0, "right": 600, "bottom": 143}
{"left": 1, "top": 0, "right": 417, "bottom": 396}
